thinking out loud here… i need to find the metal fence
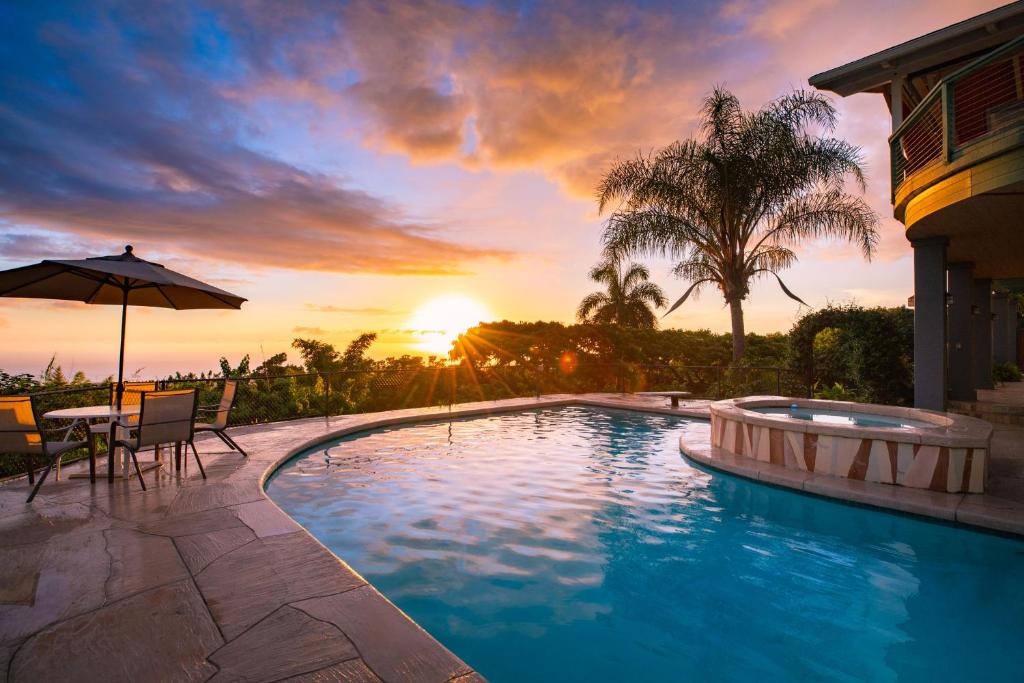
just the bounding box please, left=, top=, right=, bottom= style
left=19, top=363, right=808, bottom=425
left=2, top=363, right=808, bottom=479
left=890, top=35, right=1024, bottom=200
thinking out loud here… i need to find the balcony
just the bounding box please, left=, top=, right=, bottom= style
left=890, top=35, right=1024, bottom=227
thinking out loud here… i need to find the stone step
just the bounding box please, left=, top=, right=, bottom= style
left=949, top=400, right=1024, bottom=426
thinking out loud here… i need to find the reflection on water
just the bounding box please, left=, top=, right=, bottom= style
left=267, top=407, right=1024, bottom=683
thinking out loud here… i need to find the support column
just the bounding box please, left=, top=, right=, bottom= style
left=912, top=238, right=948, bottom=410
left=972, top=278, right=993, bottom=390
left=947, top=263, right=974, bottom=401
left=1006, top=296, right=1019, bottom=366
left=993, top=292, right=1010, bottom=364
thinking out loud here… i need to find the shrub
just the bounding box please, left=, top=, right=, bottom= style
left=788, top=304, right=913, bottom=405
left=993, top=362, right=1023, bottom=383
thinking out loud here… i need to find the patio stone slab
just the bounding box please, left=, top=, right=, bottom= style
left=138, top=506, right=248, bottom=537
left=196, top=531, right=366, bottom=640
left=208, top=605, right=359, bottom=683
left=9, top=580, right=222, bottom=683
left=104, top=527, right=190, bottom=600
left=166, top=481, right=265, bottom=517
left=174, top=525, right=257, bottom=574
left=232, top=499, right=303, bottom=537
left=279, top=658, right=383, bottom=682
left=91, top=481, right=182, bottom=523
left=294, top=587, right=471, bottom=683
left=0, top=519, right=112, bottom=643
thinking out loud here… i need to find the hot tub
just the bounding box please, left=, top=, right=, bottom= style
left=709, top=397, right=993, bottom=493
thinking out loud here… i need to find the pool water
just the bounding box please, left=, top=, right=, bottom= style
left=751, top=405, right=932, bottom=429
left=266, top=407, right=1024, bottom=682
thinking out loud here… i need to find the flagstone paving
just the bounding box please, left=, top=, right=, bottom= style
left=2, top=392, right=1022, bottom=682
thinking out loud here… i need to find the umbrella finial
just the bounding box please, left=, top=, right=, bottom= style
left=124, top=245, right=133, bottom=255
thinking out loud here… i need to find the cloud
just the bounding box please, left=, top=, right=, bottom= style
left=1, top=0, right=1005, bottom=278
left=291, top=326, right=325, bottom=335
left=0, top=2, right=511, bottom=275
left=304, top=304, right=405, bottom=315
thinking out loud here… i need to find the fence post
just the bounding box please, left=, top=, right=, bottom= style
left=324, top=372, right=331, bottom=419
left=776, top=368, right=782, bottom=396
left=716, top=366, right=723, bottom=399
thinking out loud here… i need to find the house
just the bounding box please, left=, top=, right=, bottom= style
left=810, top=2, right=1024, bottom=409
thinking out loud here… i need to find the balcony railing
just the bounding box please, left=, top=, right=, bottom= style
left=890, top=35, right=1024, bottom=201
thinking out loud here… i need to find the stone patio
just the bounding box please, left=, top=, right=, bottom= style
left=0, top=394, right=707, bottom=683
left=2, top=393, right=1021, bottom=682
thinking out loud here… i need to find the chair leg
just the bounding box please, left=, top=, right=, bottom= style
left=214, top=430, right=234, bottom=449
left=108, top=432, right=115, bottom=483
left=88, top=436, right=97, bottom=484
left=126, top=446, right=146, bottom=491
left=24, top=455, right=35, bottom=485
left=188, top=441, right=206, bottom=479
left=175, top=442, right=182, bottom=472
left=27, top=452, right=61, bottom=503
left=216, top=430, right=248, bottom=457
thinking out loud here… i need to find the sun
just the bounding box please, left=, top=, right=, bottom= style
left=408, top=294, right=492, bottom=356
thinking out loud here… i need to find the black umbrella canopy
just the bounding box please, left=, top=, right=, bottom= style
left=0, top=245, right=246, bottom=407
left=0, top=245, right=246, bottom=309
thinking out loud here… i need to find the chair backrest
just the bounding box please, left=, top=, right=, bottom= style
left=0, top=396, right=43, bottom=455
left=110, top=381, right=158, bottom=407
left=210, top=380, right=239, bottom=430
left=136, top=389, right=198, bottom=448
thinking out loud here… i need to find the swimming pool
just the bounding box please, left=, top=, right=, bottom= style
left=266, top=407, right=1024, bottom=682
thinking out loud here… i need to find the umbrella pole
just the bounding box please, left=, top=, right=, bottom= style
left=116, top=286, right=128, bottom=411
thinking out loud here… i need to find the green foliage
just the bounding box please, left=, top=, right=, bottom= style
left=291, top=338, right=340, bottom=374
left=993, top=362, right=1023, bottom=383
left=0, top=371, right=38, bottom=395
left=789, top=304, right=913, bottom=405
left=219, top=355, right=251, bottom=378
left=813, top=381, right=861, bottom=401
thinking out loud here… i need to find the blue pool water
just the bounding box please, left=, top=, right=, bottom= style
left=266, top=407, right=1024, bottom=682
left=751, top=406, right=931, bottom=429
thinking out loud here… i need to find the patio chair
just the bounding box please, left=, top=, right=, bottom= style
left=89, top=381, right=156, bottom=453
left=111, top=389, right=204, bottom=490
left=193, top=380, right=247, bottom=457
left=0, top=396, right=90, bottom=502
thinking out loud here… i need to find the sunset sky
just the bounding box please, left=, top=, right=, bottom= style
left=0, top=0, right=1008, bottom=379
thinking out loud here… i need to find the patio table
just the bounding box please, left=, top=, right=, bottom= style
left=42, top=404, right=162, bottom=480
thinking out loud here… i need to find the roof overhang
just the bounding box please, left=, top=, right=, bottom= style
left=809, top=2, right=1024, bottom=96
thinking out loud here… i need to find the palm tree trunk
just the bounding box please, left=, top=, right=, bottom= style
left=729, top=298, right=745, bottom=362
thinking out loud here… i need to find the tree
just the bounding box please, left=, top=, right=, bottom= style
left=291, top=338, right=340, bottom=375
left=577, top=257, right=667, bottom=328
left=597, top=87, right=879, bottom=362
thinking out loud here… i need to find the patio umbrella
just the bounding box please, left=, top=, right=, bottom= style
left=0, top=245, right=246, bottom=408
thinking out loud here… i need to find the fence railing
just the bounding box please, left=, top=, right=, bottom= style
left=2, top=363, right=808, bottom=479
left=20, top=363, right=808, bottom=426
left=890, top=35, right=1024, bottom=200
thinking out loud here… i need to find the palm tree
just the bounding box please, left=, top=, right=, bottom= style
left=577, top=257, right=667, bottom=328
left=597, top=87, right=879, bottom=362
